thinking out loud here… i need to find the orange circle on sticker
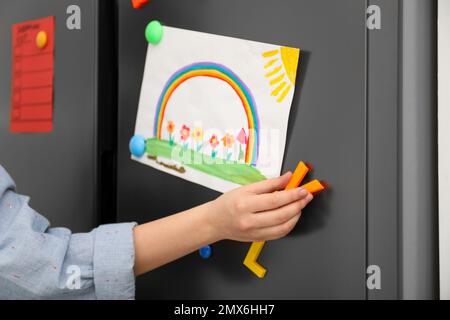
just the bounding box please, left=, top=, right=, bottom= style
left=36, top=31, right=48, bottom=49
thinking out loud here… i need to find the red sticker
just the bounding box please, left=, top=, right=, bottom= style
left=10, top=16, right=55, bottom=133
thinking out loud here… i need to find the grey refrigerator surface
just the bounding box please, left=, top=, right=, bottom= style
left=116, top=0, right=438, bottom=299
left=117, top=0, right=367, bottom=299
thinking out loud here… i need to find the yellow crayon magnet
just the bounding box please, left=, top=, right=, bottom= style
left=243, top=161, right=326, bottom=278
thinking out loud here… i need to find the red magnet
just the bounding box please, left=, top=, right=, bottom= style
left=132, top=0, right=149, bottom=9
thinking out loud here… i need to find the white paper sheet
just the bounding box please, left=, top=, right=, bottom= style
left=132, top=26, right=300, bottom=193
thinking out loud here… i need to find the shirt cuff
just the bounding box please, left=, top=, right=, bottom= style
left=93, top=222, right=137, bottom=300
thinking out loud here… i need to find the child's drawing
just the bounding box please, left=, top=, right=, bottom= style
left=132, top=26, right=300, bottom=193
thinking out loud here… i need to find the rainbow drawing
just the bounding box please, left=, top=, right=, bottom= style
left=153, top=62, right=260, bottom=165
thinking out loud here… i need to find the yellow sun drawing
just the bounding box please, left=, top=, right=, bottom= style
left=262, top=46, right=300, bottom=103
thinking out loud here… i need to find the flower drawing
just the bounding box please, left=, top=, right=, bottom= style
left=236, top=128, right=247, bottom=162
left=180, top=125, right=190, bottom=141
left=180, top=125, right=190, bottom=149
left=222, top=133, right=235, bottom=161
left=209, top=134, right=219, bottom=158
left=166, top=120, right=175, bottom=145
left=192, top=127, right=204, bottom=152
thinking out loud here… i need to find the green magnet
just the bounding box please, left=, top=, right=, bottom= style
left=145, top=20, right=163, bottom=45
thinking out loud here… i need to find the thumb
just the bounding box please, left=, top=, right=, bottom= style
left=247, top=172, right=292, bottom=194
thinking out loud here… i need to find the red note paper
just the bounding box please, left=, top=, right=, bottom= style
left=10, top=16, right=55, bottom=133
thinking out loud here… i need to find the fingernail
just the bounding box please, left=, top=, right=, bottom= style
left=306, top=193, right=314, bottom=202
left=298, top=188, right=308, bottom=196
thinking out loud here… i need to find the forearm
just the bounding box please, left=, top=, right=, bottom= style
left=133, top=200, right=221, bottom=276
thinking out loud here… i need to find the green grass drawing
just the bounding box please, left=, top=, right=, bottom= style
left=146, top=138, right=266, bottom=185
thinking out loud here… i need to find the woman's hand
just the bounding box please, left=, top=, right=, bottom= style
left=208, top=172, right=313, bottom=242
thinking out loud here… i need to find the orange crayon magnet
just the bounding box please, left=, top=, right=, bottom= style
left=285, top=161, right=310, bottom=190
